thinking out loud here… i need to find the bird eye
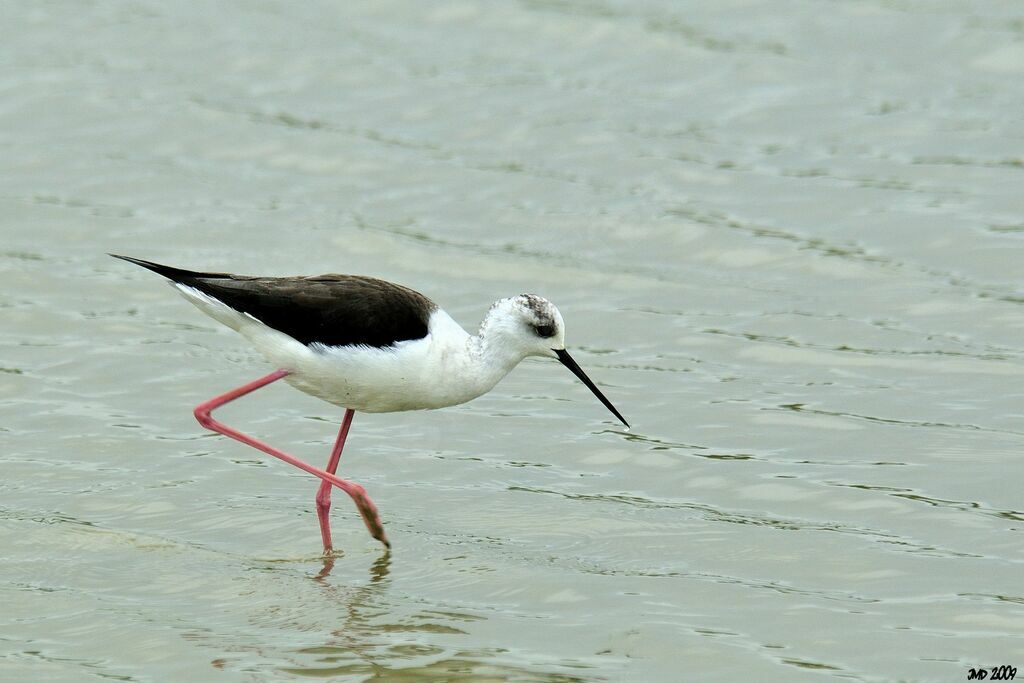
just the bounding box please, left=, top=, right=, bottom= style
left=533, top=323, right=556, bottom=338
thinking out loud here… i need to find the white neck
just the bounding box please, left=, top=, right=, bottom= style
left=416, top=309, right=528, bottom=409
left=466, top=329, right=526, bottom=390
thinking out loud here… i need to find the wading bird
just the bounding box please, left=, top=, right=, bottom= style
left=112, top=254, right=628, bottom=553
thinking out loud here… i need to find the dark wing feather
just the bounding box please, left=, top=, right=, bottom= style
left=111, top=254, right=436, bottom=348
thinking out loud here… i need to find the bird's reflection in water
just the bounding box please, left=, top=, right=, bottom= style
left=292, top=547, right=405, bottom=675
left=239, top=549, right=587, bottom=680
left=313, top=549, right=391, bottom=582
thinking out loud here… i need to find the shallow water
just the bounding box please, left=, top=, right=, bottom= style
left=3, top=1, right=1023, bottom=680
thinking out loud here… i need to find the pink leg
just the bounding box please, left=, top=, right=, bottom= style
left=193, top=370, right=389, bottom=549
left=317, top=409, right=355, bottom=555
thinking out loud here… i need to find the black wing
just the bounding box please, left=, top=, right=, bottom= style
left=111, top=254, right=436, bottom=348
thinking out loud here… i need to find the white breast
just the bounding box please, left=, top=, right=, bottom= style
left=174, top=284, right=511, bottom=412
left=243, top=308, right=499, bottom=412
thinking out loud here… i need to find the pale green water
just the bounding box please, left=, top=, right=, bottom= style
left=3, top=2, right=1023, bottom=681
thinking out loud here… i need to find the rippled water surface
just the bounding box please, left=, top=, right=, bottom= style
left=3, top=1, right=1023, bottom=680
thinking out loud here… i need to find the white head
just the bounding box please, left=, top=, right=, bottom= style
left=478, top=294, right=628, bottom=427
left=480, top=294, right=566, bottom=360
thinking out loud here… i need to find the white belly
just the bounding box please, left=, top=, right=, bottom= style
left=243, top=311, right=495, bottom=413
left=175, top=284, right=504, bottom=413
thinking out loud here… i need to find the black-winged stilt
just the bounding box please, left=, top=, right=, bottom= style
left=111, top=254, right=628, bottom=552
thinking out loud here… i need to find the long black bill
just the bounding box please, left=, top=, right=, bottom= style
left=555, top=348, right=629, bottom=428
